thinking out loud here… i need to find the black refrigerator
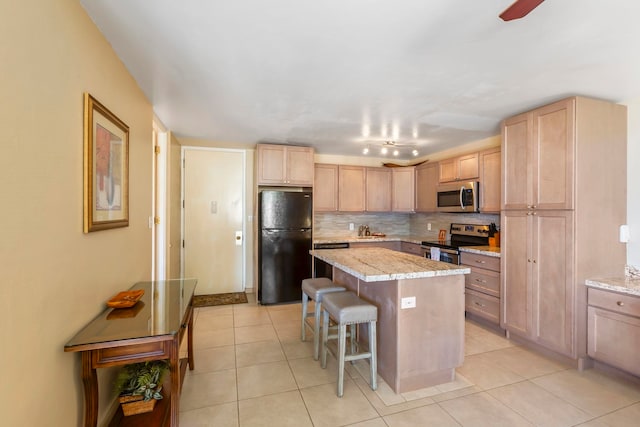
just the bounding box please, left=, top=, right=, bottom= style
left=258, top=190, right=312, bottom=305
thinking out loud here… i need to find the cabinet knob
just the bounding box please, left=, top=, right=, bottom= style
left=528, top=259, right=531, bottom=262
left=475, top=260, right=486, bottom=264
left=617, top=301, right=625, bottom=307
left=475, top=278, right=487, bottom=283
left=474, top=301, right=485, bottom=307
left=533, top=260, right=537, bottom=263
left=531, top=205, right=537, bottom=209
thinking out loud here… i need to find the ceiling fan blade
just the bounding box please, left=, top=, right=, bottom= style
left=499, top=0, right=545, bottom=21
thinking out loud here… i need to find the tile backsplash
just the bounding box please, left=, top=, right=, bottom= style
left=314, top=212, right=500, bottom=240
left=314, top=212, right=411, bottom=237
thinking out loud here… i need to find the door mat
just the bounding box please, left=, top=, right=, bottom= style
left=193, top=292, right=248, bottom=307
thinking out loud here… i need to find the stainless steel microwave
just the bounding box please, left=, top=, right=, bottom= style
left=436, top=182, right=479, bottom=213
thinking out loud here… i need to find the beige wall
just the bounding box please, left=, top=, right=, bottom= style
left=0, top=1, right=153, bottom=425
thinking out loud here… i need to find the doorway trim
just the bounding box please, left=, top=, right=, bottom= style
left=180, top=146, right=247, bottom=291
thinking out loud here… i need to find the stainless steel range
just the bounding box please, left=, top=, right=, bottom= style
left=421, top=223, right=490, bottom=265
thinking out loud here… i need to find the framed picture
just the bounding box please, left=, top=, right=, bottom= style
left=83, top=93, right=129, bottom=232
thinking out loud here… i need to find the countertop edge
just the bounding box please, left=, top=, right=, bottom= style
left=585, top=278, right=640, bottom=297
left=459, top=246, right=501, bottom=258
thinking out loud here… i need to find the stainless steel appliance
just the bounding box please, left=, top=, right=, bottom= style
left=436, top=181, right=479, bottom=213
left=313, top=242, right=350, bottom=279
left=258, top=190, right=312, bottom=304
left=421, top=223, right=490, bottom=264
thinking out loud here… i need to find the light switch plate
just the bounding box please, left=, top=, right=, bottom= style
left=401, top=296, right=416, bottom=309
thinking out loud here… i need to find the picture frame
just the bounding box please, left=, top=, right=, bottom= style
left=83, top=93, right=129, bottom=232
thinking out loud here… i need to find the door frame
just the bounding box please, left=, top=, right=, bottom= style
left=180, top=146, right=247, bottom=291
left=152, top=121, right=168, bottom=281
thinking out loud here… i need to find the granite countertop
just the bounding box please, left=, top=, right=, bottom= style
left=585, top=277, right=640, bottom=297
left=459, top=246, right=501, bottom=258
left=310, top=247, right=470, bottom=282
left=314, top=234, right=427, bottom=245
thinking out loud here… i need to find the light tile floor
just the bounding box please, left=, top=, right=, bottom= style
left=179, top=294, right=640, bottom=426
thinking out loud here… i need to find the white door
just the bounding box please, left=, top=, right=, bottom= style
left=182, top=148, right=245, bottom=295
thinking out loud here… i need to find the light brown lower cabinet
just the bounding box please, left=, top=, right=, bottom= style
left=501, top=210, right=575, bottom=358
left=461, top=252, right=501, bottom=326
left=587, top=288, right=640, bottom=376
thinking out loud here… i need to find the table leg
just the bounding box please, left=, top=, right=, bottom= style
left=81, top=352, right=98, bottom=427
left=187, top=305, right=195, bottom=370
left=170, top=339, right=180, bottom=427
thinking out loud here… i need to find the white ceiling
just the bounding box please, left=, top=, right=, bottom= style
left=80, top=0, right=640, bottom=160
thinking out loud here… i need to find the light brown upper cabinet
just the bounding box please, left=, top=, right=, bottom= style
left=392, top=167, right=415, bottom=212
left=502, top=99, right=575, bottom=210
left=314, top=164, right=338, bottom=212
left=438, top=153, right=479, bottom=183
left=338, top=165, right=366, bottom=212
left=256, top=143, right=315, bottom=186
left=501, top=96, right=627, bottom=363
left=415, top=162, right=438, bottom=212
left=365, top=167, right=392, bottom=212
left=479, top=148, right=501, bottom=213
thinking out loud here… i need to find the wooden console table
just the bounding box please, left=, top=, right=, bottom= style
left=65, top=279, right=197, bottom=427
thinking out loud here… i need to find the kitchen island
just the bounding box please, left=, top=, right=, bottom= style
left=310, top=247, right=470, bottom=393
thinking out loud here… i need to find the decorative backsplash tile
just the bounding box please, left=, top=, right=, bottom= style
left=314, top=212, right=500, bottom=240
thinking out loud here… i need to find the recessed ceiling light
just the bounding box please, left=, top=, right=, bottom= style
left=393, top=150, right=399, bottom=156
left=363, top=147, right=369, bottom=155
left=381, top=147, right=388, bottom=155
left=412, top=149, right=419, bottom=156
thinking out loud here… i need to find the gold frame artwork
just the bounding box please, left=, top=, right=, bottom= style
left=83, top=93, right=129, bottom=232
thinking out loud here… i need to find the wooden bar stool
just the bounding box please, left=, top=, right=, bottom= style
left=301, top=278, right=346, bottom=360
left=321, top=291, right=378, bottom=397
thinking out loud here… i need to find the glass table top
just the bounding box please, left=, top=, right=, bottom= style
left=65, top=279, right=197, bottom=350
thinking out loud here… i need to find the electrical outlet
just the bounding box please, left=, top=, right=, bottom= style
left=401, top=296, right=416, bottom=309
left=349, top=223, right=354, bottom=231
left=427, top=223, right=432, bottom=231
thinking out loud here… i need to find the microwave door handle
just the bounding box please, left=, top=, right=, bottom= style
left=460, top=186, right=465, bottom=210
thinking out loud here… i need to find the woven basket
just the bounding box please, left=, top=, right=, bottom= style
left=119, top=395, right=157, bottom=416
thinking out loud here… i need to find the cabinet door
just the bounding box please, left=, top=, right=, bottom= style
left=501, top=210, right=532, bottom=336
left=532, top=210, right=575, bottom=357
left=532, top=98, right=575, bottom=210
left=257, top=144, right=286, bottom=185
left=457, top=153, right=479, bottom=180
left=287, top=146, right=314, bottom=186
left=438, top=158, right=457, bottom=183
left=365, top=167, right=391, bottom=212
left=392, top=167, right=415, bottom=212
left=400, top=242, right=423, bottom=256
left=502, top=112, right=532, bottom=210
left=338, top=166, right=365, bottom=212
left=588, top=306, right=640, bottom=377
left=415, top=163, right=437, bottom=212
left=479, top=148, right=501, bottom=213
left=314, top=164, right=338, bottom=211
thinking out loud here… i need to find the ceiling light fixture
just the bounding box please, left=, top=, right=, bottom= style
left=393, top=150, right=399, bottom=156
left=363, top=146, right=369, bottom=155
left=412, top=149, right=419, bottom=156
left=381, top=146, right=388, bottom=155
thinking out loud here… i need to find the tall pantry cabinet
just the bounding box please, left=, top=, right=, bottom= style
left=501, top=97, right=627, bottom=365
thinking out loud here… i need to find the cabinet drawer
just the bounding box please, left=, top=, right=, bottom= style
left=465, top=268, right=500, bottom=297
left=588, top=288, right=640, bottom=318
left=401, top=242, right=423, bottom=256
left=588, top=306, right=640, bottom=377
left=460, top=252, right=500, bottom=272
left=465, top=289, right=500, bottom=324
